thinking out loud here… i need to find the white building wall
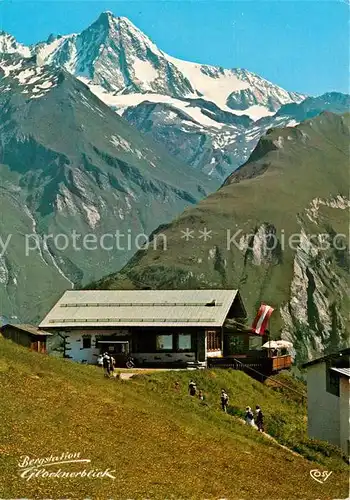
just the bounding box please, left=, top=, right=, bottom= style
left=339, top=377, right=350, bottom=456
left=307, top=362, right=340, bottom=447
left=50, top=329, right=197, bottom=365
left=207, top=350, right=222, bottom=358
left=50, top=329, right=224, bottom=365
left=65, top=331, right=100, bottom=363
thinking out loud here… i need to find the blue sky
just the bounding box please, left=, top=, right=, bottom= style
left=0, top=1, right=348, bottom=95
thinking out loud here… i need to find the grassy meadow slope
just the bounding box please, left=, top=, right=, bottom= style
left=0, top=337, right=348, bottom=499
left=91, top=112, right=350, bottom=362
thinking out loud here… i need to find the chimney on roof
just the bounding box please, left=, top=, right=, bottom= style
left=205, top=299, right=216, bottom=307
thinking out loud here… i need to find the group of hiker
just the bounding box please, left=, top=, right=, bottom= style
left=186, top=379, right=264, bottom=432
left=97, top=352, right=116, bottom=376
left=187, top=380, right=206, bottom=401
left=244, top=405, right=264, bottom=432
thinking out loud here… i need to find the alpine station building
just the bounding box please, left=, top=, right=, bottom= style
left=40, top=289, right=290, bottom=372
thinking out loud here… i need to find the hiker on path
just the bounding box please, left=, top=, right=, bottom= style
left=188, top=380, right=197, bottom=396
left=103, top=353, right=111, bottom=377
left=245, top=406, right=255, bottom=426
left=220, top=389, right=229, bottom=412
left=255, top=405, right=264, bottom=432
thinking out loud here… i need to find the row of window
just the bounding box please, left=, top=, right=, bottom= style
left=80, top=331, right=222, bottom=352
left=79, top=333, right=193, bottom=351
left=156, top=334, right=191, bottom=351
left=154, top=331, right=222, bottom=352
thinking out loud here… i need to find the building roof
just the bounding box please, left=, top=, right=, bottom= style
left=302, top=348, right=350, bottom=368
left=0, top=324, right=52, bottom=336
left=39, top=289, right=243, bottom=328
left=331, top=367, right=350, bottom=378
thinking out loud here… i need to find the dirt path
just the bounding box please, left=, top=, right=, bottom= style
left=118, top=372, right=135, bottom=380
left=113, top=368, right=184, bottom=380
left=236, top=417, right=302, bottom=457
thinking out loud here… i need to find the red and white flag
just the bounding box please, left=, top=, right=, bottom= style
left=251, top=304, right=274, bottom=335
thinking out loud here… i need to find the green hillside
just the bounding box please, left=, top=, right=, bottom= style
left=0, top=337, right=348, bottom=499
left=91, top=112, right=350, bottom=362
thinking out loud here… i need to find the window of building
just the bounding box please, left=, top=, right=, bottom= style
left=249, top=336, right=262, bottom=350
left=156, top=334, right=173, bottom=351
left=178, top=333, right=191, bottom=351
left=207, top=330, right=221, bottom=351
left=226, top=335, right=246, bottom=354
left=82, top=336, right=91, bottom=349
left=326, top=363, right=340, bottom=397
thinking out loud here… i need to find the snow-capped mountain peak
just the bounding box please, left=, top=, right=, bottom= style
left=0, top=32, right=31, bottom=58
left=28, top=11, right=304, bottom=118
left=0, top=11, right=309, bottom=182
left=33, top=10, right=185, bottom=96
left=0, top=12, right=305, bottom=120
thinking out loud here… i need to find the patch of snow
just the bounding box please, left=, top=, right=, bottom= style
left=167, top=57, right=248, bottom=109
left=0, top=60, right=23, bottom=77
left=0, top=33, right=31, bottom=57
left=30, top=93, right=47, bottom=99
left=15, top=68, right=36, bottom=84
left=26, top=75, right=44, bottom=85
left=58, top=186, right=78, bottom=215
left=85, top=86, right=225, bottom=129
left=287, top=119, right=299, bottom=127
left=38, top=80, right=54, bottom=89
left=110, top=135, right=133, bottom=152
left=228, top=105, right=275, bottom=121
left=132, top=59, right=158, bottom=88
left=305, top=196, right=350, bottom=224
left=273, top=136, right=284, bottom=148
left=82, top=203, right=100, bottom=229
left=125, top=196, right=132, bottom=211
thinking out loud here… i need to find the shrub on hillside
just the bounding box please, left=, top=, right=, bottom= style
left=266, top=411, right=346, bottom=464
left=227, top=406, right=245, bottom=419
left=302, top=438, right=348, bottom=461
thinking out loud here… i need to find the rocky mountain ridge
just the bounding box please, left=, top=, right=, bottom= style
left=0, top=52, right=215, bottom=321
left=0, top=11, right=310, bottom=181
